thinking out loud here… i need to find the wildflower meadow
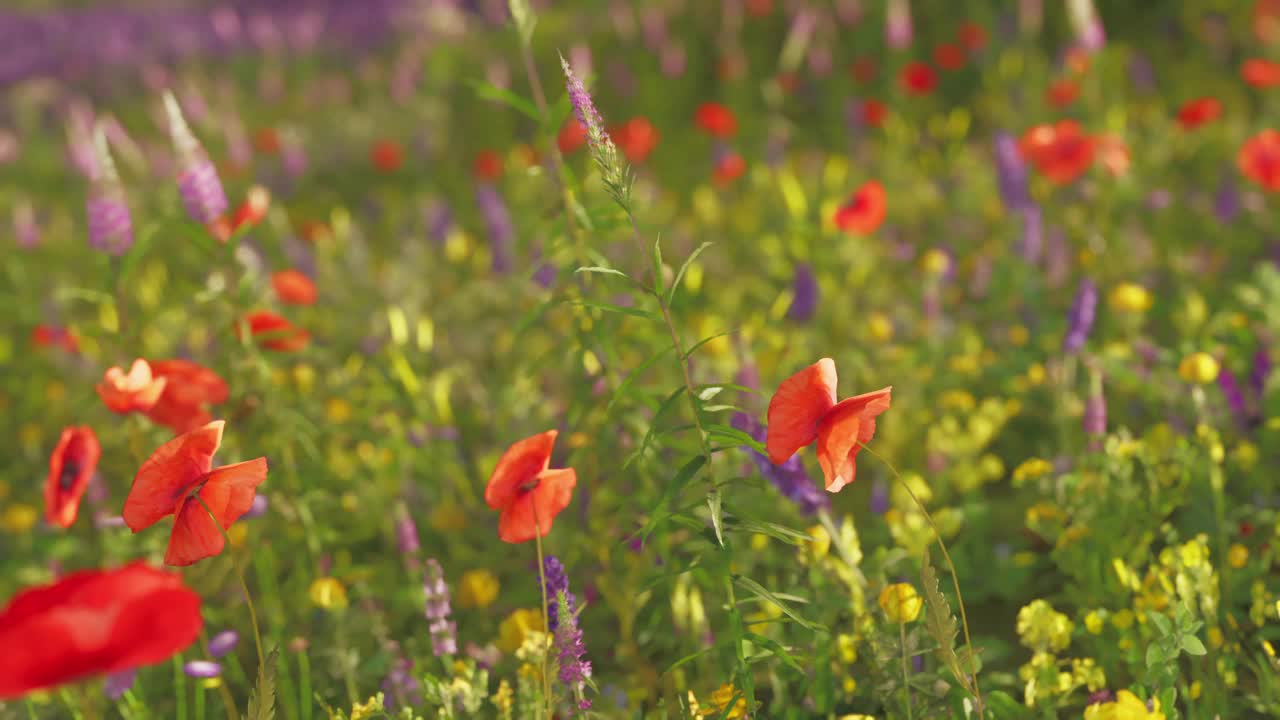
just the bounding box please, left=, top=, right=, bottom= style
left=4, top=0, right=1280, bottom=718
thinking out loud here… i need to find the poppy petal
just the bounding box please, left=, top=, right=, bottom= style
left=816, top=406, right=862, bottom=493
left=485, top=430, right=557, bottom=510
left=165, top=497, right=226, bottom=566
left=124, top=421, right=224, bottom=533
left=495, top=467, right=577, bottom=543
left=202, top=458, right=268, bottom=529
left=765, top=358, right=838, bottom=464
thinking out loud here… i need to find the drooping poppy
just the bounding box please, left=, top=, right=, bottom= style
left=899, top=61, right=937, bottom=95
left=1239, top=129, right=1280, bottom=191
left=1019, top=120, right=1096, bottom=185
left=239, top=310, right=310, bottom=352
left=957, top=21, right=988, bottom=52
left=1177, top=97, right=1223, bottom=130
left=861, top=99, right=889, bottom=128
left=765, top=358, right=892, bottom=493
left=1243, top=58, right=1280, bottom=88
left=370, top=139, right=404, bottom=173
left=0, top=562, right=202, bottom=699
left=557, top=119, right=588, bottom=155
left=97, top=359, right=167, bottom=414
left=271, top=269, right=318, bottom=306
left=834, top=180, right=887, bottom=235
left=473, top=150, right=503, bottom=181
left=933, top=43, right=965, bottom=71
left=611, top=117, right=659, bottom=163
left=123, top=421, right=268, bottom=566
left=1047, top=78, right=1080, bottom=108
left=146, top=360, right=229, bottom=435
left=484, top=430, right=577, bottom=543
left=31, top=325, right=78, bottom=353
left=45, top=426, right=101, bottom=529
left=695, top=102, right=738, bottom=138
left=713, top=152, right=747, bottom=186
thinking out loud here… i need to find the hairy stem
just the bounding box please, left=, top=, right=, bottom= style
left=193, top=496, right=266, bottom=675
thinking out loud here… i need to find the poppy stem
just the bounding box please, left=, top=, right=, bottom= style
left=858, top=442, right=985, bottom=719
left=900, top=618, right=914, bottom=720
left=193, top=496, right=267, bottom=676
left=533, top=507, right=552, bottom=720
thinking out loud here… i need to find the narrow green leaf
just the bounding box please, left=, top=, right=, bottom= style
left=685, top=332, right=735, bottom=358
left=744, top=633, right=805, bottom=673
left=652, top=235, right=664, bottom=295
left=667, top=242, right=713, bottom=304
left=729, top=519, right=813, bottom=545
left=663, top=646, right=716, bottom=675
left=571, top=301, right=658, bottom=322
left=575, top=265, right=632, bottom=279
left=468, top=80, right=541, bottom=121
left=734, top=575, right=824, bottom=631
left=708, top=491, right=724, bottom=547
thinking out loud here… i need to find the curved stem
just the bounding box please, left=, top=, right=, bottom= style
left=859, top=443, right=985, bottom=718
left=533, top=505, right=552, bottom=720
left=193, top=495, right=266, bottom=674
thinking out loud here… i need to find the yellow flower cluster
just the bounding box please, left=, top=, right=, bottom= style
left=1083, top=690, right=1164, bottom=720
left=878, top=583, right=923, bottom=623
left=1017, top=599, right=1074, bottom=652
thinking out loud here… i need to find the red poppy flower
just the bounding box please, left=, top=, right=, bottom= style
left=899, top=61, right=938, bottom=95
left=558, top=119, right=587, bottom=154
left=834, top=180, right=887, bottom=235
left=124, top=421, right=268, bottom=566
left=1047, top=78, right=1079, bottom=108
left=473, top=150, right=503, bottom=181
left=1239, top=129, right=1280, bottom=191
left=370, top=139, right=404, bottom=173
left=223, top=185, right=271, bottom=241
left=957, top=22, right=988, bottom=51
left=1177, top=97, right=1222, bottom=130
left=31, top=325, right=78, bottom=353
left=611, top=117, right=659, bottom=163
left=933, top=43, right=966, bottom=71
left=1243, top=58, right=1280, bottom=88
left=861, top=99, right=889, bottom=128
left=713, top=152, right=747, bottom=187
left=239, top=311, right=310, bottom=352
left=1019, top=120, right=1096, bottom=185
left=695, top=102, right=738, bottom=138
left=146, top=360, right=229, bottom=435
left=271, top=270, right=318, bottom=306
left=45, top=426, right=100, bottom=529
left=765, top=358, right=892, bottom=493
left=1065, top=47, right=1091, bottom=76
left=97, top=359, right=167, bottom=414
left=485, top=430, right=577, bottom=543
left=0, top=562, right=202, bottom=699
left=850, top=57, right=877, bottom=83
left=253, top=127, right=281, bottom=155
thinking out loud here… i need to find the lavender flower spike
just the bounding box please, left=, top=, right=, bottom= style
left=732, top=413, right=828, bottom=515
left=165, top=91, right=227, bottom=225
left=543, top=555, right=574, bottom=631
left=86, top=125, right=133, bottom=255
left=993, top=131, right=1030, bottom=211
left=560, top=55, right=630, bottom=209
left=553, top=590, right=593, bottom=712
left=475, top=183, right=514, bottom=274
left=1083, top=372, right=1107, bottom=438
left=1063, top=278, right=1097, bottom=353
left=1067, top=0, right=1105, bottom=51
left=787, top=262, right=818, bottom=323
left=886, top=0, right=913, bottom=49
left=424, top=559, right=457, bottom=656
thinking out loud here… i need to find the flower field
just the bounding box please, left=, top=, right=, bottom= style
left=4, top=0, right=1280, bottom=718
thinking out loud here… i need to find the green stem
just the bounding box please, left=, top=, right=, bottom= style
left=900, top=619, right=914, bottom=720
left=192, top=496, right=266, bottom=674
left=197, top=630, right=239, bottom=720
left=534, top=505, right=552, bottom=720
left=173, top=657, right=188, bottom=720
left=194, top=682, right=206, bottom=720
left=299, top=649, right=314, bottom=720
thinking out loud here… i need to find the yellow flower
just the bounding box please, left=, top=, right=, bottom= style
left=878, top=583, right=923, bottom=623
left=457, top=569, right=500, bottom=609
left=841, top=676, right=858, bottom=694
left=837, top=633, right=858, bottom=664
left=0, top=504, right=39, bottom=534
left=1207, top=626, right=1224, bottom=649
left=326, top=398, right=352, bottom=423
left=1083, top=689, right=1164, bottom=720
left=1228, top=544, right=1249, bottom=569
left=1111, top=609, right=1135, bottom=630
left=1109, top=283, right=1153, bottom=313
left=1009, top=324, right=1030, bottom=346
left=491, top=680, right=514, bottom=719
left=1178, top=353, right=1220, bottom=385
left=349, top=693, right=385, bottom=720
left=703, top=684, right=747, bottom=719
left=497, top=608, right=544, bottom=653
left=1084, top=610, right=1106, bottom=635
left=1233, top=441, right=1259, bottom=471
left=1016, top=599, right=1073, bottom=652
left=867, top=313, right=894, bottom=342
left=309, top=577, right=348, bottom=610
left=804, top=524, right=831, bottom=560
left=921, top=248, right=951, bottom=276
left=1012, top=458, right=1054, bottom=486
left=1188, top=681, right=1202, bottom=700
left=228, top=523, right=249, bottom=548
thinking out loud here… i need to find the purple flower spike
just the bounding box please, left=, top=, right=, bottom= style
left=543, top=556, right=574, bottom=631
left=208, top=630, right=239, bottom=658
left=732, top=413, right=829, bottom=515
left=424, top=559, right=457, bottom=656
left=1063, top=279, right=1097, bottom=353
left=475, top=184, right=513, bottom=274
left=553, top=590, right=592, bottom=710
left=994, top=131, right=1031, bottom=211
left=165, top=92, right=227, bottom=224
left=787, top=263, right=818, bottom=323
left=183, top=660, right=221, bottom=679
left=886, top=0, right=913, bottom=49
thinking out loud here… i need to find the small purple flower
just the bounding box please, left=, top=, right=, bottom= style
left=1215, top=173, right=1240, bottom=224
left=166, top=92, right=227, bottom=224
left=13, top=201, right=40, bottom=249
left=1067, top=0, right=1105, bottom=51
left=396, top=505, right=421, bottom=556
left=1219, top=368, right=1248, bottom=426
left=381, top=657, right=424, bottom=711
left=208, top=630, right=239, bottom=658
left=87, top=190, right=132, bottom=254
left=244, top=495, right=269, bottom=519
left=424, top=559, right=457, bottom=656
left=94, top=514, right=127, bottom=529
left=104, top=668, right=137, bottom=700
left=886, top=0, right=913, bottom=49
left=787, top=263, right=818, bottom=323
left=1084, top=383, right=1107, bottom=438
left=1020, top=206, right=1043, bottom=264
left=475, top=184, right=513, bottom=274
left=1063, top=279, right=1097, bottom=353
left=1251, top=349, right=1271, bottom=399
left=1129, top=54, right=1156, bottom=93
left=543, top=556, right=573, bottom=631
left=994, top=131, right=1031, bottom=211
left=553, top=590, right=592, bottom=710
left=870, top=479, right=889, bottom=514
left=183, top=660, right=221, bottom=679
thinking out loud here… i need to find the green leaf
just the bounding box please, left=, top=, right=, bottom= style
left=667, top=242, right=713, bottom=304
left=245, top=646, right=279, bottom=720
left=574, top=265, right=632, bottom=280
left=1180, top=634, right=1208, bottom=656
left=728, top=519, right=813, bottom=545
left=1145, top=643, right=1167, bottom=669
left=705, top=424, right=765, bottom=453
left=663, top=646, right=716, bottom=675
left=571, top=301, right=658, bottom=322
left=921, top=548, right=965, bottom=690
left=733, top=575, right=824, bottom=631
left=707, top=490, right=724, bottom=547
left=1148, top=611, right=1173, bottom=636
left=652, top=235, right=664, bottom=295
left=685, top=332, right=736, bottom=358
left=744, top=633, right=804, bottom=674
left=984, top=690, right=1032, bottom=720
left=117, top=223, right=159, bottom=287
left=468, top=80, right=541, bottom=122
left=606, top=346, right=674, bottom=412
